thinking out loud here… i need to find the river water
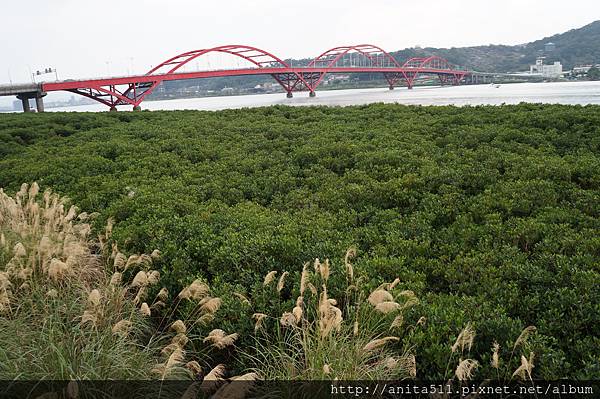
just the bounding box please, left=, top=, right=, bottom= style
left=46, top=81, right=600, bottom=112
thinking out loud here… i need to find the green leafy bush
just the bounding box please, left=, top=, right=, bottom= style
left=0, top=103, right=598, bottom=378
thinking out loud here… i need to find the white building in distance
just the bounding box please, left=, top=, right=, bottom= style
left=530, top=57, right=563, bottom=78
left=572, top=64, right=600, bottom=75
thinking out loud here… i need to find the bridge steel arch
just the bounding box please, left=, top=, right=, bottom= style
left=302, top=44, right=407, bottom=93
left=66, top=45, right=314, bottom=109
left=402, top=56, right=467, bottom=89
left=146, top=44, right=290, bottom=74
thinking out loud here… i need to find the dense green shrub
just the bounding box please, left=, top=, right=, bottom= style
left=0, top=103, right=598, bottom=378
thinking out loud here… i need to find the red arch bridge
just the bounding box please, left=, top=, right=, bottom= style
left=10, top=44, right=474, bottom=111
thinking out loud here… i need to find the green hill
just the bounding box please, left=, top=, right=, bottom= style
left=390, top=20, right=600, bottom=72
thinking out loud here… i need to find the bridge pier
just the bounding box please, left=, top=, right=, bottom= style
left=109, top=106, right=118, bottom=112
left=16, top=92, right=46, bottom=113
left=133, top=105, right=142, bottom=111
left=20, top=97, right=31, bottom=112
left=388, top=85, right=394, bottom=90
left=308, top=91, right=316, bottom=97
left=35, top=96, right=45, bottom=113
left=286, top=92, right=293, bottom=98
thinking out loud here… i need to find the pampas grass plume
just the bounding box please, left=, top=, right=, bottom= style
left=13, top=242, right=27, bottom=257
left=388, top=278, right=401, bottom=290
left=300, top=262, right=309, bottom=295
left=131, top=271, right=148, bottom=287
left=319, top=259, right=330, bottom=281
left=147, top=270, right=160, bottom=285
left=513, top=326, right=536, bottom=350
left=512, top=352, right=535, bottom=380
left=178, top=279, right=210, bottom=301
left=390, top=314, right=404, bottom=329
left=81, top=310, right=97, bottom=326
left=491, top=341, right=500, bottom=369
left=66, top=381, right=78, bottom=399
left=150, top=249, right=161, bottom=260
left=165, top=347, right=185, bottom=370
left=277, top=271, right=288, bottom=292
left=375, top=301, right=401, bottom=314
left=133, top=286, right=147, bottom=305
left=213, top=373, right=258, bottom=399
left=48, top=259, right=70, bottom=281
left=368, top=289, right=393, bottom=306
left=17, top=268, right=33, bottom=281
left=201, top=364, right=226, bottom=393
left=234, top=292, right=250, bottom=305
left=200, top=297, right=222, bottom=314
left=455, top=359, right=479, bottom=381
left=263, top=271, right=277, bottom=286
left=0, top=272, right=11, bottom=289
left=109, top=272, right=122, bottom=286
left=197, top=313, right=215, bottom=326
left=292, top=306, right=303, bottom=322
left=112, top=319, right=132, bottom=336
left=113, top=253, right=127, bottom=269
left=280, top=312, right=297, bottom=327
left=172, top=333, right=189, bottom=348
left=203, top=329, right=239, bottom=349
left=186, top=360, right=202, bottom=375
left=156, top=287, right=168, bottom=301
left=344, top=247, right=356, bottom=282
left=170, top=320, right=187, bottom=334
left=140, top=302, right=151, bottom=316
left=363, top=337, right=399, bottom=352
left=253, top=313, right=267, bottom=332
left=161, top=343, right=180, bottom=357
left=87, top=289, right=101, bottom=308
left=452, top=323, right=476, bottom=353
left=124, top=255, right=139, bottom=270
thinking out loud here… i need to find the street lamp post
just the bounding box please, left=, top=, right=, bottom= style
left=32, top=67, right=57, bottom=83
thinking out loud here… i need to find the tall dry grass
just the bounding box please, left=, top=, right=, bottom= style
left=0, top=184, right=155, bottom=379
left=436, top=321, right=538, bottom=396
left=243, top=253, right=422, bottom=380
left=0, top=183, right=254, bottom=394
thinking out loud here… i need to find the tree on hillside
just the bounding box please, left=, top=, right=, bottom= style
left=587, top=66, right=600, bottom=80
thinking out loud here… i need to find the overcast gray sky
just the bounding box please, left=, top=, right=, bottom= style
left=1, top=0, right=599, bottom=85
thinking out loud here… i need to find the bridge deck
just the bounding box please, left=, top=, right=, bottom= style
left=0, top=83, right=43, bottom=96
